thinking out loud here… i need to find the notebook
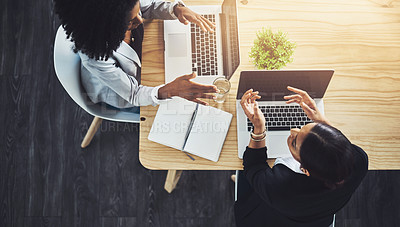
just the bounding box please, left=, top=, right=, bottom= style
left=148, top=97, right=233, bottom=162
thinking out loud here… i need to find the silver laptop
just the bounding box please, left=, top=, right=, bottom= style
left=164, top=0, right=240, bottom=84
left=236, top=70, right=334, bottom=159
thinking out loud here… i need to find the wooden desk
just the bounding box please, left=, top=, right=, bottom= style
left=140, top=0, right=400, bottom=183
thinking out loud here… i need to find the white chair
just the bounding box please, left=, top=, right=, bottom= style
left=53, top=25, right=140, bottom=148
left=234, top=170, right=335, bottom=227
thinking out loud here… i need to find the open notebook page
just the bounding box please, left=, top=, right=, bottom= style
left=183, top=104, right=233, bottom=162
left=148, top=97, right=197, bottom=150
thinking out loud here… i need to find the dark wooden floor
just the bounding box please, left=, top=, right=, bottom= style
left=1, top=0, right=400, bottom=226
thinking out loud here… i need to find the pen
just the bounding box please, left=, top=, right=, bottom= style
left=181, top=103, right=199, bottom=161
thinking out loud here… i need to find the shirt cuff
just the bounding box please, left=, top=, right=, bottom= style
left=169, top=0, right=186, bottom=19
left=151, top=84, right=172, bottom=106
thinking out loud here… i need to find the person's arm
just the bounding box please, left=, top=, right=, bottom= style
left=140, top=0, right=177, bottom=20
left=242, top=146, right=284, bottom=206
left=82, top=53, right=218, bottom=106
left=82, top=55, right=160, bottom=106
left=158, top=72, right=217, bottom=105
left=239, top=89, right=292, bottom=206
left=140, top=0, right=215, bottom=32
left=240, top=89, right=266, bottom=149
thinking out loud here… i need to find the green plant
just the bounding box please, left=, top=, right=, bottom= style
left=249, top=27, right=296, bottom=70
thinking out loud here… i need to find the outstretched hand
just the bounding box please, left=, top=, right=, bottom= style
left=284, top=86, right=331, bottom=125
left=173, top=5, right=216, bottom=33
left=240, top=89, right=265, bottom=133
left=158, top=72, right=218, bottom=105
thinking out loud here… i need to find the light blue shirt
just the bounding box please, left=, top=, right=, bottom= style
left=79, top=0, right=181, bottom=108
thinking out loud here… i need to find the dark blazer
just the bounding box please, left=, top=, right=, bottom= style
left=234, top=145, right=368, bottom=227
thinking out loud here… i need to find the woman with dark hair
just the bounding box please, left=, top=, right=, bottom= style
left=234, top=86, right=368, bottom=227
left=54, top=0, right=217, bottom=108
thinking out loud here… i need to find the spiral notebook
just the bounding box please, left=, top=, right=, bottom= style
left=148, top=97, right=233, bottom=162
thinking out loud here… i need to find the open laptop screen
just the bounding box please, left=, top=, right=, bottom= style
left=221, top=0, right=240, bottom=80
left=236, top=70, right=334, bottom=101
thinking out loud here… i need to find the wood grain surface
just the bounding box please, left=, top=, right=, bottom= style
left=139, top=0, right=400, bottom=170
left=1, top=0, right=400, bottom=226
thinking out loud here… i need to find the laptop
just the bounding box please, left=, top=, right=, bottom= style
left=236, top=70, right=334, bottom=159
left=164, top=0, right=240, bottom=85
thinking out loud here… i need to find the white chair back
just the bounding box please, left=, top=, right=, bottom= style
left=53, top=26, right=140, bottom=123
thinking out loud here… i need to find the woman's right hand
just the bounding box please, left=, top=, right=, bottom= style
left=158, top=72, right=218, bottom=105
left=284, top=86, right=331, bottom=125
left=240, top=89, right=265, bottom=133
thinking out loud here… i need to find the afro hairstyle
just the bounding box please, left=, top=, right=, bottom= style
left=54, top=0, right=139, bottom=60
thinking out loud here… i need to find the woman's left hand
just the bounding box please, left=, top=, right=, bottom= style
left=173, top=5, right=216, bottom=33
left=240, top=89, right=265, bottom=133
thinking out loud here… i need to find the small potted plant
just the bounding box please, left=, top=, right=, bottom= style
left=249, top=27, right=296, bottom=70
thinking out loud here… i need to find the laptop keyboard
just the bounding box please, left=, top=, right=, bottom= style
left=247, top=105, right=313, bottom=132
left=191, top=14, right=218, bottom=76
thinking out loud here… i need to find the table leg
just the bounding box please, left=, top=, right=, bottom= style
left=164, top=170, right=183, bottom=193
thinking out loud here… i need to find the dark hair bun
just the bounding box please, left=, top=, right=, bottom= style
left=300, top=123, right=354, bottom=189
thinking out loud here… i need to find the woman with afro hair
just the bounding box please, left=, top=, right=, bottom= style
left=54, top=0, right=217, bottom=108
